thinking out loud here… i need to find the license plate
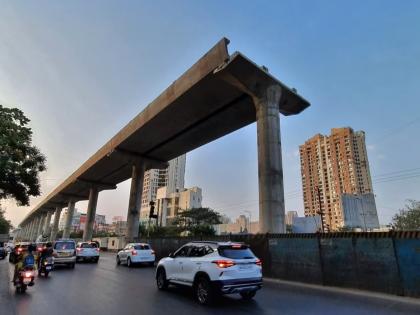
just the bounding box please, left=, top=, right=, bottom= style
left=239, top=265, right=252, bottom=270
left=46, top=266, right=52, bottom=270
left=23, top=278, right=31, bottom=284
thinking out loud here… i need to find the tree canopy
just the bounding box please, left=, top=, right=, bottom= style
left=0, top=205, right=13, bottom=234
left=172, top=207, right=222, bottom=236
left=0, top=105, right=46, bottom=206
left=390, top=200, right=420, bottom=231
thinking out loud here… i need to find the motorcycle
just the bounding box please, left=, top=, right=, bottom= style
left=39, top=256, right=54, bottom=277
left=14, top=266, right=35, bottom=293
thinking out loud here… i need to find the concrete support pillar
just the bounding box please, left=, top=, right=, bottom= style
left=36, top=214, right=46, bottom=241
left=63, top=200, right=76, bottom=239
left=30, top=218, right=38, bottom=241
left=50, top=207, right=62, bottom=241
left=254, top=85, right=285, bottom=233
left=126, top=164, right=145, bottom=242
left=24, top=225, right=29, bottom=239
left=28, top=220, right=35, bottom=241
left=43, top=211, right=53, bottom=236
left=82, top=187, right=99, bottom=242
left=31, top=220, right=41, bottom=241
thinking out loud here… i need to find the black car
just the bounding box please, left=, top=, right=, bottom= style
left=0, top=242, right=6, bottom=259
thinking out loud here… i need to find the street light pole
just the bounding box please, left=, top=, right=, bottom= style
left=315, top=186, right=326, bottom=233
left=244, top=211, right=252, bottom=234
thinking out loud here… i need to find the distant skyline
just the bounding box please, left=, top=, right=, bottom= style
left=1, top=1, right=419, bottom=227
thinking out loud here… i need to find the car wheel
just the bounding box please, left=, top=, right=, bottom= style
left=70, top=263, right=75, bottom=269
left=127, top=257, right=133, bottom=268
left=156, top=268, right=169, bottom=290
left=194, top=276, right=215, bottom=305
left=95, top=257, right=99, bottom=263
left=116, top=256, right=121, bottom=265
left=240, top=290, right=256, bottom=300
left=148, top=262, right=154, bottom=267
left=45, top=272, right=49, bottom=278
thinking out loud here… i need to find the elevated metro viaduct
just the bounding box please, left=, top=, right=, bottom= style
left=17, top=38, right=310, bottom=242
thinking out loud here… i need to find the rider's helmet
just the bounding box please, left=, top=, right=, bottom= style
left=28, top=243, right=36, bottom=253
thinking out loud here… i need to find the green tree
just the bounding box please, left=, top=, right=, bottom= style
left=0, top=205, right=13, bottom=234
left=0, top=105, right=46, bottom=206
left=173, top=207, right=222, bottom=236
left=390, top=200, right=420, bottom=231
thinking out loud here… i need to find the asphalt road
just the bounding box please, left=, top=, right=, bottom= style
left=1, top=252, right=419, bottom=315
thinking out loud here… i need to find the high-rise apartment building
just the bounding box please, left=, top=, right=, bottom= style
left=140, top=154, right=186, bottom=220
left=155, top=186, right=202, bottom=226
left=299, top=128, right=375, bottom=231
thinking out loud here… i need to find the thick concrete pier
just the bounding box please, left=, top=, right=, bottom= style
left=82, top=188, right=99, bottom=241
left=254, top=86, right=285, bottom=233
left=43, top=211, right=53, bottom=236
left=36, top=214, right=45, bottom=240
left=126, top=164, right=145, bottom=242
left=50, top=207, right=62, bottom=241
left=63, top=200, right=76, bottom=239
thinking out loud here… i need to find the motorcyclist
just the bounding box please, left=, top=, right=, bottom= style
left=13, top=243, right=36, bottom=285
left=38, top=242, right=53, bottom=269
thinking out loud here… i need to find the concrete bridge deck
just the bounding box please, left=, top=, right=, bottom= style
left=19, top=38, right=310, bottom=237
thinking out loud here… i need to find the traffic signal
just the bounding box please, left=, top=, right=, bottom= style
left=149, top=201, right=157, bottom=219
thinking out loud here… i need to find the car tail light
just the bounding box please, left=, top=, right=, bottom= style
left=37, top=247, right=43, bottom=252
left=131, top=250, right=137, bottom=256
left=255, top=259, right=262, bottom=266
left=25, top=272, right=32, bottom=278
left=212, top=260, right=235, bottom=268
left=96, top=248, right=100, bottom=252
left=77, top=248, right=82, bottom=252
left=151, top=250, right=155, bottom=255
left=17, top=248, right=23, bottom=253
left=232, top=244, right=242, bottom=249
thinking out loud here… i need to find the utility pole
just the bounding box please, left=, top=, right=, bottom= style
left=315, top=186, right=326, bottom=233
left=244, top=210, right=252, bottom=234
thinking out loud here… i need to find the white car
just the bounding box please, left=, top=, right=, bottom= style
left=156, top=241, right=263, bottom=305
left=116, top=243, right=155, bottom=267
left=76, top=242, right=100, bottom=263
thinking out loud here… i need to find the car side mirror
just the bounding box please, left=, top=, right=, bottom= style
left=169, top=252, right=174, bottom=258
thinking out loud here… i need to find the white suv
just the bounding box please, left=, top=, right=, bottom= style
left=156, top=241, right=263, bottom=305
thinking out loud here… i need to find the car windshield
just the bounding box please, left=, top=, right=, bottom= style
left=134, top=245, right=150, bottom=250
left=218, top=246, right=256, bottom=259
left=80, top=243, right=97, bottom=248
left=55, top=242, right=75, bottom=250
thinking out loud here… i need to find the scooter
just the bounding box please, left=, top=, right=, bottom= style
left=39, top=256, right=54, bottom=277
left=14, top=266, right=35, bottom=293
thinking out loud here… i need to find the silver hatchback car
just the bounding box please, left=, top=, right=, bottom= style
left=53, top=239, right=77, bottom=269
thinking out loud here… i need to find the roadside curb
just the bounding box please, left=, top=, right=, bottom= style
left=263, top=277, right=420, bottom=306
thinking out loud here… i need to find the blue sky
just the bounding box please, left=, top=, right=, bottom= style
left=1, top=1, right=419, bottom=226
